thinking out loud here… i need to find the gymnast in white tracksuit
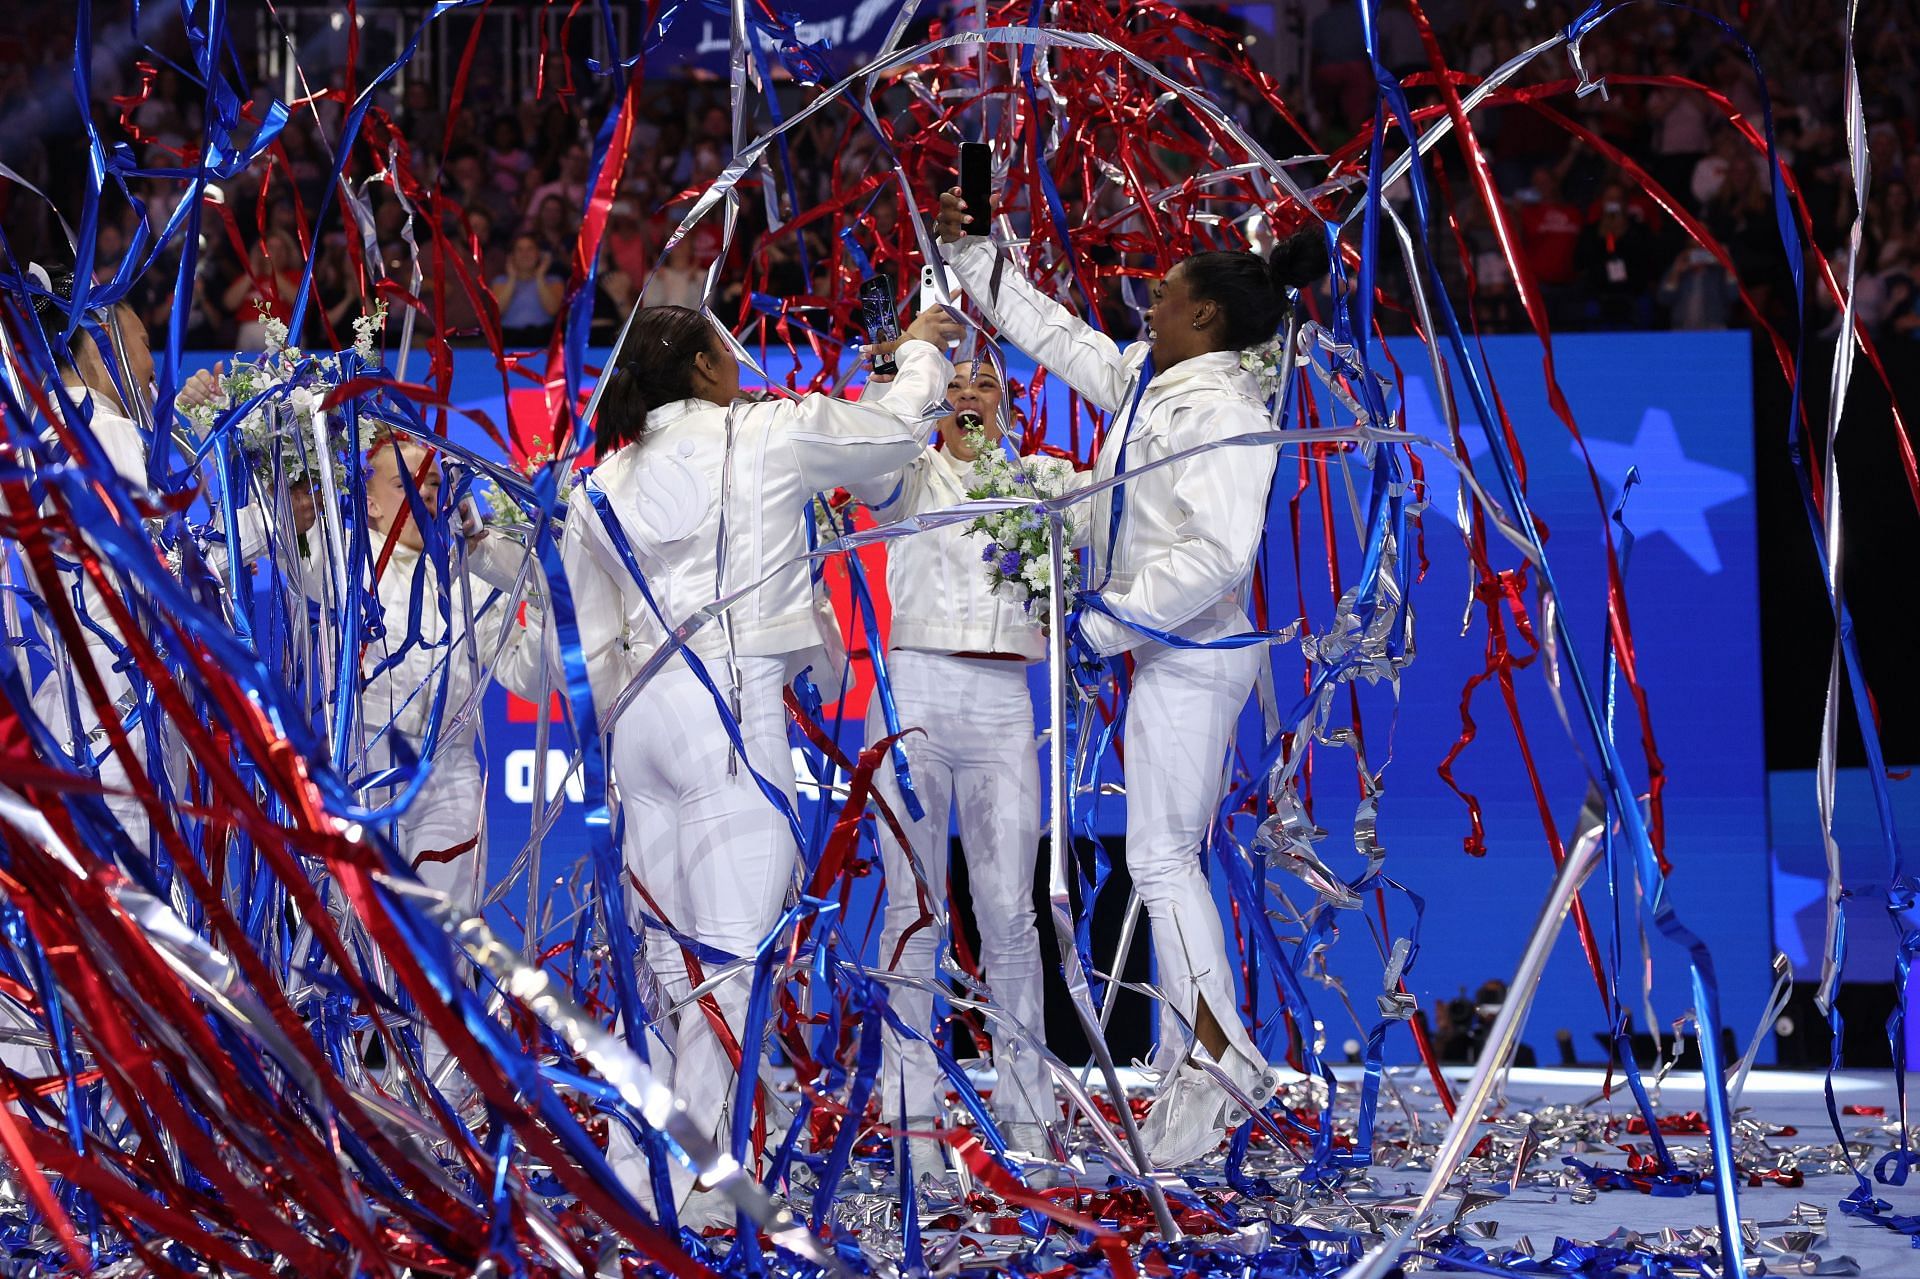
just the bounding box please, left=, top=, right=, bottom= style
left=356, top=436, right=554, bottom=917
left=852, top=362, right=1073, bottom=1164
left=934, top=189, right=1328, bottom=1167
left=21, top=282, right=266, bottom=854
left=562, top=304, right=956, bottom=1224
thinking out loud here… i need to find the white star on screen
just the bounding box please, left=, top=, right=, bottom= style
left=1399, top=373, right=1747, bottom=575
left=1574, top=408, right=1748, bottom=575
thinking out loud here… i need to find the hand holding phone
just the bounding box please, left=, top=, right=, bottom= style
left=860, top=273, right=902, bottom=375
left=960, top=142, right=992, bottom=236
left=457, top=496, right=485, bottom=540
left=904, top=308, right=964, bottom=348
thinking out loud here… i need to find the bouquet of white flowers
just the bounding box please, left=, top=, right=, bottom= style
left=480, top=437, right=579, bottom=537
left=1238, top=332, right=1289, bottom=401
left=182, top=301, right=389, bottom=491
left=959, top=417, right=1080, bottom=623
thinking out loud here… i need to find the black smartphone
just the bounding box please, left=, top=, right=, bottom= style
left=860, top=272, right=901, bottom=375
left=960, top=142, right=991, bottom=236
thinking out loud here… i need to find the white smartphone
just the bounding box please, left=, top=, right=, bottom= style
left=919, top=262, right=962, bottom=349
left=457, top=495, right=485, bottom=539
left=918, top=262, right=940, bottom=315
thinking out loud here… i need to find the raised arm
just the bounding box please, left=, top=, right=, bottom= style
left=838, top=370, right=936, bottom=512
left=934, top=188, right=1136, bottom=413
left=1076, top=400, right=1276, bottom=657
left=779, top=327, right=956, bottom=494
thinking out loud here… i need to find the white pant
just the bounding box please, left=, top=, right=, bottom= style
left=364, top=727, right=488, bottom=914
left=32, top=637, right=160, bottom=853
left=1125, top=639, right=1265, bottom=1071
left=869, top=650, right=1050, bottom=1127
left=366, top=728, right=488, bottom=1089
left=609, top=655, right=797, bottom=1198
left=391, top=734, right=487, bottom=916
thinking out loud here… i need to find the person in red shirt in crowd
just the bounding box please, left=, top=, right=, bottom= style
left=1516, top=166, right=1583, bottom=324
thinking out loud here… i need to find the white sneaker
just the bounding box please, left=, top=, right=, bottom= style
left=1001, top=1122, right=1051, bottom=1158
left=901, top=1134, right=951, bottom=1188
left=1140, top=1062, right=1225, bottom=1168
left=1141, top=1054, right=1281, bottom=1169
left=678, top=1183, right=737, bottom=1232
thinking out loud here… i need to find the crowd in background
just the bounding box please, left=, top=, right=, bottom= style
left=1, top=0, right=1914, bottom=356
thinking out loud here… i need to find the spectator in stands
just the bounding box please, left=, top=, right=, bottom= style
left=1575, top=183, right=1658, bottom=328
left=224, top=231, right=305, bottom=350
left=492, top=232, right=564, bottom=347
left=1658, top=243, right=1740, bottom=330
left=1703, top=146, right=1775, bottom=298
left=1882, top=272, right=1920, bottom=342
left=92, top=221, right=128, bottom=285
left=694, top=104, right=731, bottom=149
left=398, top=78, right=445, bottom=159
left=462, top=207, right=505, bottom=281
left=527, top=101, right=576, bottom=175
left=597, top=201, right=650, bottom=314
left=1871, top=179, right=1915, bottom=274
left=641, top=236, right=705, bottom=311
left=11, top=0, right=1920, bottom=354
left=1517, top=165, right=1584, bottom=322
left=1465, top=7, right=1517, bottom=77
left=1309, top=0, right=1372, bottom=132
left=444, top=147, right=516, bottom=232
left=313, top=232, right=366, bottom=337
left=1644, top=50, right=1714, bottom=199
left=526, top=194, right=579, bottom=260
left=487, top=115, right=535, bottom=203
left=1692, top=129, right=1764, bottom=210
left=526, top=142, right=591, bottom=219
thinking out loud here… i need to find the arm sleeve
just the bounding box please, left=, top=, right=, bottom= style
left=941, top=237, right=1137, bottom=413
left=205, top=494, right=330, bottom=603
left=558, top=490, right=638, bottom=714
left=467, top=531, right=548, bottom=603
left=1077, top=401, right=1276, bottom=657
left=781, top=338, right=953, bottom=493
left=843, top=449, right=930, bottom=513
left=1043, top=458, right=1097, bottom=550
left=838, top=373, right=934, bottom=510
left=471, top=593, right=556, bottom=705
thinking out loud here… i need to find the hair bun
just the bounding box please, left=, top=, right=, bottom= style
left=25, top=262, right=76, bottom=320
left=1267, top=228, right=1331, bottom=293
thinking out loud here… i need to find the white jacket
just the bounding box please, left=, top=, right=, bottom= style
left=562, top=337, right=954, bottom=714
left=942, top=236, right=1278, bottom=657
left=361, top=539, right=552, bottom=742
left=849, top=438, right=1069, bottom=662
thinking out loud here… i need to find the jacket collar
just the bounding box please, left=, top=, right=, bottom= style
left=644, top=397, right=726, bottom=432
left=381, top=539, right=423, bottom=573
left=1151, top=349, right=1255, bottom=395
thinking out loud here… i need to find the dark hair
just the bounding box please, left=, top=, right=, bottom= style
left=1181, top=228, right=1331, bottom=351
left=595, top=305, right=716, bottom=454
left=26, top=264, right=105, bottom=359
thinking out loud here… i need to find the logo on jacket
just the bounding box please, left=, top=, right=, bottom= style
left=632, top=440, right=711, bottom=544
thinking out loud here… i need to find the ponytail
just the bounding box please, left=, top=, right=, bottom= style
left=1181, top=227, right=1331, bottom=351
left=593, top=305, right=717, bottom=455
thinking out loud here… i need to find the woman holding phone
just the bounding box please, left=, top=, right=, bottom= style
left=563, top=303, right=959, bottom=1225
left=933, top=187, right=1328, bottom=1168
